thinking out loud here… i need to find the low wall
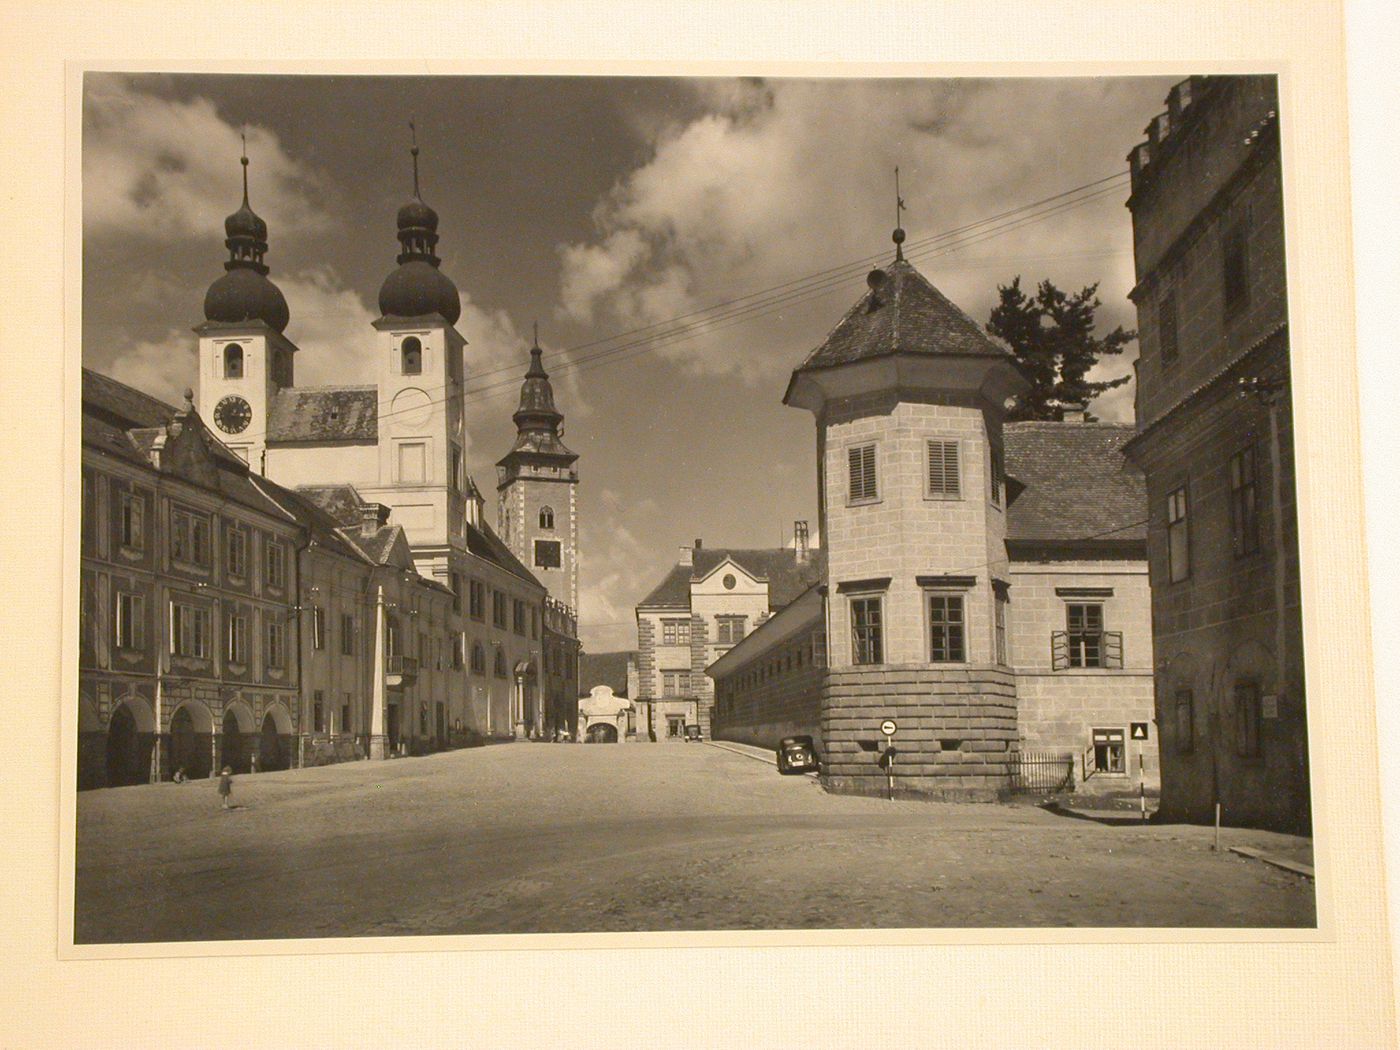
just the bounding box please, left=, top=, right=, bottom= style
left=821, top=665, right=1019, bottom=802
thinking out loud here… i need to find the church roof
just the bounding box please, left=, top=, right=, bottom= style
left=638, top=547, right=826, bottom=611
left=1003, top=422, right=1146, bottom=547
left=267, top=386, right=378, bottom=443
left=793, top=258, right=1009, bottom=373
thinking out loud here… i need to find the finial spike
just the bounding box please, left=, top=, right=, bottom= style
left=409, top=119, right=421, bottom=198
left=240, top=129, right=249, bottom=205
left=533, top=321, right=539, bottom=349
left=893, top=165, right=907, bottom=261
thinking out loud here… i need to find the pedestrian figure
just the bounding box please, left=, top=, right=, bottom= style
left=172, top=767, right=187, bottom=784
left=249, top=751, right=258, bottom=774
left=218, top=766, right=233, bottom=809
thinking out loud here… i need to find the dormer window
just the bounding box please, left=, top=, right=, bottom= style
left=402, top=336, right=423, bottom=375
left=224, top=343, right=244, bottom=379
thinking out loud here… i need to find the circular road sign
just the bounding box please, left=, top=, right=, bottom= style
left=879, top=719, right=897, bottom=737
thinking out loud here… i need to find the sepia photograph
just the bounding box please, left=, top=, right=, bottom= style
left=72, top=69, right=1320, bottom=943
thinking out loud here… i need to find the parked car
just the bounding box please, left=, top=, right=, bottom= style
left=776, top=735, right=819, bottom=774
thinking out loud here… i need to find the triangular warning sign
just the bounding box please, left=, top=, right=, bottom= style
left=1130, top=722, right=1149, bottom=740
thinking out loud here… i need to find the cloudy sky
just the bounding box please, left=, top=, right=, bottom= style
left=83, top=72, right=1179, bottom=652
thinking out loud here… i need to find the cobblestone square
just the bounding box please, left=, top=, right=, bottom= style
left=75, top=742, right=1314, bottom=942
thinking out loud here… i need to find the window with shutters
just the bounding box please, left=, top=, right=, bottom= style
left=847, top=443, right=878, bottom=504
left=1229, top=446, right=1260, bottom=558
left=989, top=445, right=1004, bottom=507
left=926, top=439, right=961, bottom=499
left=1167, top=485, right=1191, bottom=582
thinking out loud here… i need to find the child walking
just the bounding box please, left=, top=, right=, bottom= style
left=218, top=766, right=233, bottom=809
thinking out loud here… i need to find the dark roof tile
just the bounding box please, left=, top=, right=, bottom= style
left=268, top=386, right=378, bottom=443
left=1004, top=422, right=1146, bottom=545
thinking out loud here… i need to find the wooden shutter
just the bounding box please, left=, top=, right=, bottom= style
left=1050, top=630, right=1069, bottom=671
left=928, top=440, right=960, bottom=497
left=848, top=444, right=876, bottom=502
left=1103, top=631, right=1124, bottom=669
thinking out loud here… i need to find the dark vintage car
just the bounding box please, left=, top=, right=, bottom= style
left=776, top=735, right=819, bottom=774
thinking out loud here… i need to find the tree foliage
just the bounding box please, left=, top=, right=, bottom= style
left=985, top=277, right=1135, bottom=422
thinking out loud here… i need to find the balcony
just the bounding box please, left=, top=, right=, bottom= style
left=386, top=654, right=419, bottom=687
left=1050, top=631, right=1123, bottom=671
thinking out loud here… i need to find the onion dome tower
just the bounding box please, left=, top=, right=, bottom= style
left=377, top=127, right=461, bottom=324
left=497, top=326, right=579, bottom=612
left=202, top=146, right=290, bottom=332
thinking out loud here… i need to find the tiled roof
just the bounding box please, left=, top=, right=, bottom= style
left=1004, top=422, right=1146, bottom=545
left=296, top=484, right=369, bottom=528
left=580, top=651, right=634, bottom=697
left=794, top=258, right=1008, bottom=372
left=638, top=548, right=826, bottom=611
left=267, top=386, right=377, bottom=443
left=82, top=368, right=178, bottom=429
left=466, top=521, right=545, bottom=590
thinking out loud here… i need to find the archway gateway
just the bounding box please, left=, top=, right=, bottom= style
left=259, top=707, right=292, bottom=771
left=105, top=704, right=145, bottom=787
left=586, top=722, right=619, bottom=744
left=222, top=709, right=246, bottom=773
left=169, top=703, right=213, bottom=780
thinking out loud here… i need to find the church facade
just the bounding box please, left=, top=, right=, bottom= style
left=708, top=234, right=1156, bottom=800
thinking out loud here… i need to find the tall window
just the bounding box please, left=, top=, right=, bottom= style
left=453, top=634, right=465, bottom=670
left=662, top=618, right=691, bottom=646
left=1235, top=679, right=1262, bottom=757
left=661, top=670, right=687, bottom=697
left=397, top=442, right=427, bottom=485
left=450, top=446, right=463, bottom=492
left=1066, top=603, right=1105, bottom=668
left=539, top=506, right=555, bottom=530
left=926, top=439, right=961, bottom=499
left=492, top=591, right=508, bottom=629
left=471, top=642, right=486, bottom=675
left=1167, top=485, right=1190, bottom=582
left=115, top=592, right=144, bottom=650
left=227, top=614, right=248, bottom=663
left=513, top=600, right=526, bottom=635
left=1158, top=291, right=1179, bottom=365
left=1175, top=688, right=1195, bottom=753
left=266, top=620, right=285, bottom=670
left=171, top=507, right=212, bottom=567
left=224, top=342, right=244, bottom=379
left=989, top=445, right=1004, bottom=507
left=312, top=690, right=325, bottom=733
left=993, top=588, right=1008, bottom=666
left=227, top=526, right=247, bottom=578
left=716, top=616, right=747, bottom=645
left=927, top=594, right=966, bottom=662
left=119, top=492, right=144, bottom=551
left=172, top=601, right=211, bottom=658
left=469, top=579, right=485, bottom=620
left=311, top=606, right=325, bottom=650
left=848, top=443, right=878, bottom=503
left=340, top=612, right=355, bottom=656
left=1229, top=446, right=1260, bottom=557
left=341, top=697, right=352, bottom=735
left=493, top=646, right=507, bottom=678
left=850, top=595, right=883, bottom=665
left=401, top=336, right=423, bottom=375
left=530, top=607, right=539, bottom=640
left=1222, top=219, right=1250, bottom=315
left=265, top=539, right=285, bottom=589
left=450, top=571, right=462, bottom=614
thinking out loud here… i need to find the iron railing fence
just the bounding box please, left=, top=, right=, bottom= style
left=1009, top=750, right=1076, bottom=796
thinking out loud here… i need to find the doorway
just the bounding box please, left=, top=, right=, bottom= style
left=105, top=704, right=144, bottom=786
left=222, top=710, right=246, bottom=773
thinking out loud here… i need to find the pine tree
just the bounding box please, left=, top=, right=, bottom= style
left=986, top=277, right=1135, bottom=422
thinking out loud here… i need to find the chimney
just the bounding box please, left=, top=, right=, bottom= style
left=694, top=538, right=702, bottom=550
left=1061, top=402, right=1088, bottom=424
left=360, top=501, right=390, bottom=537
left=793, top=520, right=810, bottom=564
left=678, top=544, right=693, bottom=567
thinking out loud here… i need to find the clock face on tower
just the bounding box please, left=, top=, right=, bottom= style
left=213, top=395, right=252, bottom=434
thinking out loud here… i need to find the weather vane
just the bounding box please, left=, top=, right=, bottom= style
left=240, top=128, right=249, bottom=202
left=893, top=166, right=908, bottom=261
left=409, top=118, right=421, bottom=197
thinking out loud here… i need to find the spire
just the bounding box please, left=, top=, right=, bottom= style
left=378, top=120, right=460, bottom=324
left=394, top=119, right=441, bottom=265
left=222, top=137, right=269, bottom=275
left=410, top=118, right=421, bottom=199
left=203, top=137, right=289, bottom=332
left=893, top=166, right=907, bottom=262
left=240, top=130, right=249, bottom=206
left=526, top=321, right=548, bottom=378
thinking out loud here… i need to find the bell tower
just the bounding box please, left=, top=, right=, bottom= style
left=195, top=143, right=295, bottom=467
left=497, top=328, right=579, bottom=612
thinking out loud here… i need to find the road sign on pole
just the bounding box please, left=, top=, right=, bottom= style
left=880, top=719, right=897, bottom=737
left=1130, top=722, right=1149, bottom=740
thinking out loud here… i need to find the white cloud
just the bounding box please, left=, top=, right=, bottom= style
left=84, top=74, right=331, bottom=242
left=106, top=329, right=197, bottom=407
left=556, top=78, right=1160, bottom=394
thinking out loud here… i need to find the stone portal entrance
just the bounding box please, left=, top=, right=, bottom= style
left=587, top=722, right=619, bottom=743
left=170, top=703, right=213, bottom=780
left=105, top=704, right=145, bottom=786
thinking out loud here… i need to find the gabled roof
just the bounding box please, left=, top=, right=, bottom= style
left=82, top=368, right=179, bottom=429
left=638, top=548, right=826, bottom=611
left=1004, top=422, right=1146, bottom=546
left=794, top=258, right=1008, bottom=372
left=267, top=386, right=377, bottom=443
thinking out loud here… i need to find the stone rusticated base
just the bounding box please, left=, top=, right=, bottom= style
left=819, top=664, right=1018, bottom=801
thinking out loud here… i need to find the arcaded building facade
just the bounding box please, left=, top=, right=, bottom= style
left=1124, top=76, right=1308, bottom=832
